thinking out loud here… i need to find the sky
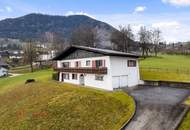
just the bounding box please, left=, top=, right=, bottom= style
left=0, top=0, right=190, bottom=42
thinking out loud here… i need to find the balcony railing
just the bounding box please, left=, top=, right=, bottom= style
left=54, top=67, right=107, bottom=74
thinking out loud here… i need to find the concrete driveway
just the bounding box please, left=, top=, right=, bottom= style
left=123, top=86, right=190, bottom=130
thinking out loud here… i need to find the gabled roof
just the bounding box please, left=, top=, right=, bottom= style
left=53, top=45, right=139, bottom=60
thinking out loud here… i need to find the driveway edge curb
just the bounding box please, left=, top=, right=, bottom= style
left=120, top=98, right=137, bottom=130
left=174, top=106, right=189, bottom=130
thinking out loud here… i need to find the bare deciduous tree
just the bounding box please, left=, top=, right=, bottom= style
left=52, top=33, right=66, bottom=54
left=23, top=41, right=37, bottom=72
left=138, top=26, right=152, bottom=57
left=111, top=25, right=134, bottom=52
left=70, top=25, right=99, bottom=47
left=151, top=28, right=162, bottom=56
left=42, top=32, right=66, bottom=55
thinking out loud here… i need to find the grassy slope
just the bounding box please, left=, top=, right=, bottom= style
left=10, top=65, right=40, bottom=74
left=179, top=112, right=190, bottom=130
left=0, top=69, right=52, bottom=94
left=140, top=54, right=190, bottom=82
left=179, top=97, right=190, bottom=130
left=0, top=70, right=135, bottom=130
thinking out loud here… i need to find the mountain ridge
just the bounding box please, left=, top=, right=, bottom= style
left=0, top=13, right=116, bottom=47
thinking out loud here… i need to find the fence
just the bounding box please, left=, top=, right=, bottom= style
left=140, top=67, right=190, bottom=75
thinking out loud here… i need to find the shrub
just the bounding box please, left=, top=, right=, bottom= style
left=52, top=72, right=59, bottom=81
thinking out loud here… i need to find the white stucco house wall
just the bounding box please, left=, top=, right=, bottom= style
left=0, top=61, right=9, bottom=77
left=53, top=46, right=140, bottom=91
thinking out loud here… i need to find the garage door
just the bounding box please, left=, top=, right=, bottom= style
left=120, top=75, right=128, bottom=87
left=112, top=75, right=128, bottom=89
left=113, top=76, right=120, bottom=89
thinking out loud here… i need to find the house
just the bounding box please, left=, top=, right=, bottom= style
left=38, top=50, right=56, bottom=61
left=0, top=51, right=9, bottom=59
left=53, top=46, right=140, bottom=91
left=0, top=60, right=9, bottom=77
left=9, top=50, right=23, bottom=59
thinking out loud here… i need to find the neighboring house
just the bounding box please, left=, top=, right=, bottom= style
left=9, top=50, right=23, bottom=59
left=0, top=51, right=9, bottom=59
left=53, top=46, right=140, bottom=91
left=0, top=60, right=9, bottom=77
left=38, top=50, right=55, bottom=61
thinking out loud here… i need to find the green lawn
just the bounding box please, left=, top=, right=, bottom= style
left=0, top=70, right=135, bottom=130
left=10, top=65, right=41, bottom=74
left=178, top=97, right=190, bottom=130
left=184, top=97, right=190, bottom=106
left=140, top=54, right=190, bottom=82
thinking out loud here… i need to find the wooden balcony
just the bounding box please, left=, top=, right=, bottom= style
left=54, top=67, right=107, bottom=74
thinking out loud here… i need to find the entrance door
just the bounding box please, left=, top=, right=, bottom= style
left=79, top=74, right=85, bottom=85
left=62, top=73, right=65, bottom=82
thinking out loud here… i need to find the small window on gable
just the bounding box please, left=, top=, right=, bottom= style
left=95, top=75, right=104, bottom=81
left=86, top=60, right=91, bottom=66
left=128, top=60, right=137, bottom=67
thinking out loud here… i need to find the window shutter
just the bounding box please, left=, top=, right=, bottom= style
left=92, top=60, right=96, bottom=68
left=103, top=60, right=106, bottom=67
left=79, top=61, right=81, bottom=67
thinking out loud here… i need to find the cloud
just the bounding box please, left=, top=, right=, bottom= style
left=65, top=11, right=96, bottom=19
left=5, top=6, right=13, bottom=12
left=95, top=13, right=190, bottom=42
left=152, top=21, right=181, bottom=29
left=134, top=6, right=146, bottom=13
left=162, top=0, right=190, bottom=6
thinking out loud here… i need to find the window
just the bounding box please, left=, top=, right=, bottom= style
left=95, top=75, right=104, bottom=81
left=72, top=74, right=77, bottom=80
left=62, top=62, right=70, bottom=68
left=63, top=73, right=70, bottom=80
left=95, top=60, right=103, bottom=68
left=86, top=60, right=91, bottom=66
left=128, top=60, right=137, bottom=67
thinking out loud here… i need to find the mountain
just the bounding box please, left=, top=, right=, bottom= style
left=0, top=13, right=115, bottom=47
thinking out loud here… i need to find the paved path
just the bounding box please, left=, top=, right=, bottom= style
left=9, top=73, right=23, bottom=77
left=123, top=86, right=190, bottom=130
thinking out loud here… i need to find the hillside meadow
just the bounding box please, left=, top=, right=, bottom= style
left=0, top=69, right=135, bottom=130
left=140, top=54, right=190, bottom=82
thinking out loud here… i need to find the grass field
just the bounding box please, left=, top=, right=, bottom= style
left=0, top=70, right=135, bottom=130
left=140, top=54, right=190, bottom=82
left=9, top=65, right=42, bottom=74
left=178, top=97, right=190, bottom=130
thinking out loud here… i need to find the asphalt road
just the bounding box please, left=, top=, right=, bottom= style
left=124, top=86, right=190, bottom=130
